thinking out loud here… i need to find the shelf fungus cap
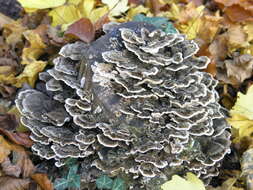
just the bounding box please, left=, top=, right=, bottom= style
left=15, top=21, right=230, bottom=188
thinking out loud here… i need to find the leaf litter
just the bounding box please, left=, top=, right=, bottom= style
left=0, top=0, right=253, bottom=189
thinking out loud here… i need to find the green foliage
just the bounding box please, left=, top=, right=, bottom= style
left=112, top=177, right=126, bottom=190
left=133, top=14, right=178, bottom=34
left=54, top=164, right=81, bottom=190
left=96, top=175, right=114, bottom=189
left=96, top=175, right=126, bottom=190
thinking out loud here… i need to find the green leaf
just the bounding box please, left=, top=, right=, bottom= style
left=64, top=158, right=78, bottom=167
left=133, top=14, right=178, bottom=34
left=96, top=175, right=114, bottom=189
left=68, top=174, right=81, bottom=188
left=67, top=165, right=81, bottom=188
left=54, top=178, right=69, bottom=190
left=67, top=165, right=79, bottom=179
left=112, top=178, right=126, bottom=190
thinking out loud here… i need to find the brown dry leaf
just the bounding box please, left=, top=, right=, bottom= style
left=0, top=84, right=16, bottom=98
left=204, top=59, right=217, bottom=76
left=65, top=18, right=95, bottom=43
left=94, top=13, right=110, bottom=31
left=16, top=150, right=35, bottom=178
left=216, top=53, right=253, bottom=85
left=208, top=34, right=228, bottom=61
left=0, top=113, right=18, bottom=131
left=3, top=20, right=26, bottom=45
left=225, top=5, right=253, bottom=23
left=213, top=0, right=240, bottom=7
left=0, top=129, right=33, bottom=148
left=148, top=0, right=165, bottom=15
left=227, top=25, right=248, bottom=52
left=0, top=176, right=30, bottom=190
left=197, top=13, right=222, bottom=43
left=1, top=157, right=21, bottom=177
left=47, top=26, right=66, bottom=46
left=0, top=111, right=33, bottom=147
left=0, top=13, right=14, bottom=28
left=0, top=58, right=19, bottom=76
left=31, top=173, right=54, bottom=190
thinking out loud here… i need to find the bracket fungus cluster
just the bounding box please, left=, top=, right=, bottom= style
left=16, top=22, right=231, bottom=189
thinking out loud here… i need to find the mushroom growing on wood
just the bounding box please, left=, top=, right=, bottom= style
left=16, top=21, right=231, bottom=189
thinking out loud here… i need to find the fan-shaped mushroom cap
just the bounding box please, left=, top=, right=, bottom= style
left=15, top=21, right=230, bottom=189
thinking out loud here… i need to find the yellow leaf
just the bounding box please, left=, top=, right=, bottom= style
left=80, top=0, right=96, bottom=18
left=15, top=61, right=47, bottom=88
left=68, top=0, right=82, bottom=5
left=161, top=172, right=205, bottom=190
left=22, top=30, right=47, bottom=65
left=178, top=18, right=202, bottom=40
left=166, top=3, right=181, bottom=21
left=102, top=0, right=129, bottom=16
left=244, top=23, right=253, bottom=42
left=127, top=5, right=150, bottom=20
left=228, top=85, right=253, bottom=142
left=48, top=4, right=82, bottom=27
left=17, top=0, right=66, bottom=9
left=0, top=135, right=24, bottom=163
left=230, top=85, right=253, bottom=120
left=89, top=6, right=109, bottom=23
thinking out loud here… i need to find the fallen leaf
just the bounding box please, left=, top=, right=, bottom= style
left=228, top=85, right=253, bottom=142
left=88, top=6, right=109, bottom=23
left=227, top=25, right=248, bottom=52
left=213, top=0, right=240, bottom=7
left=15, top=150, right=35, bottom=178
left=15, top=60, right=47, bottom=87
left=31, top=173, right=54, bottom=190
left=161, top=172, right=205, bottom=190
left=244, top=23, right=253, bottom=42
left=0, top=113, right=18, bottom=131
left=94, top=13, right=110, bottom=31
left=225, top=5, right=253, bottom=23
left=102, top=0, right=129, bottom=16
left=208, top=34, right=228, bottom=61
left=48, top=4, right=82, bottom=27
left=204, top=59, right=217, bottom=76
left=0, top=13, right=14, bottom=28
left=79, top=0, right=96, bottom=18
left=21, top=30, right=47, bottom=65
left=0, top=130, right=33, bottom=148
left=0, top=135, right=34, bottom=177
left=3, top=20, right=26, bottom=45
left=216, top=54, right=253, bottom=85
left=17, top=0, right=66, bottom=9
left=65, top=18, right=95, bottom=43
left=0, top=176, right=30, bottom=190
left=1, top=157, right=21, bottom=177
left=126, top=5, right=150, bottom=20
left=207, top=178, right=243, bottom=190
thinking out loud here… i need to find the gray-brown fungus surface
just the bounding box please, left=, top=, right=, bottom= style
left=16, top=22, right=231, bottom=189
